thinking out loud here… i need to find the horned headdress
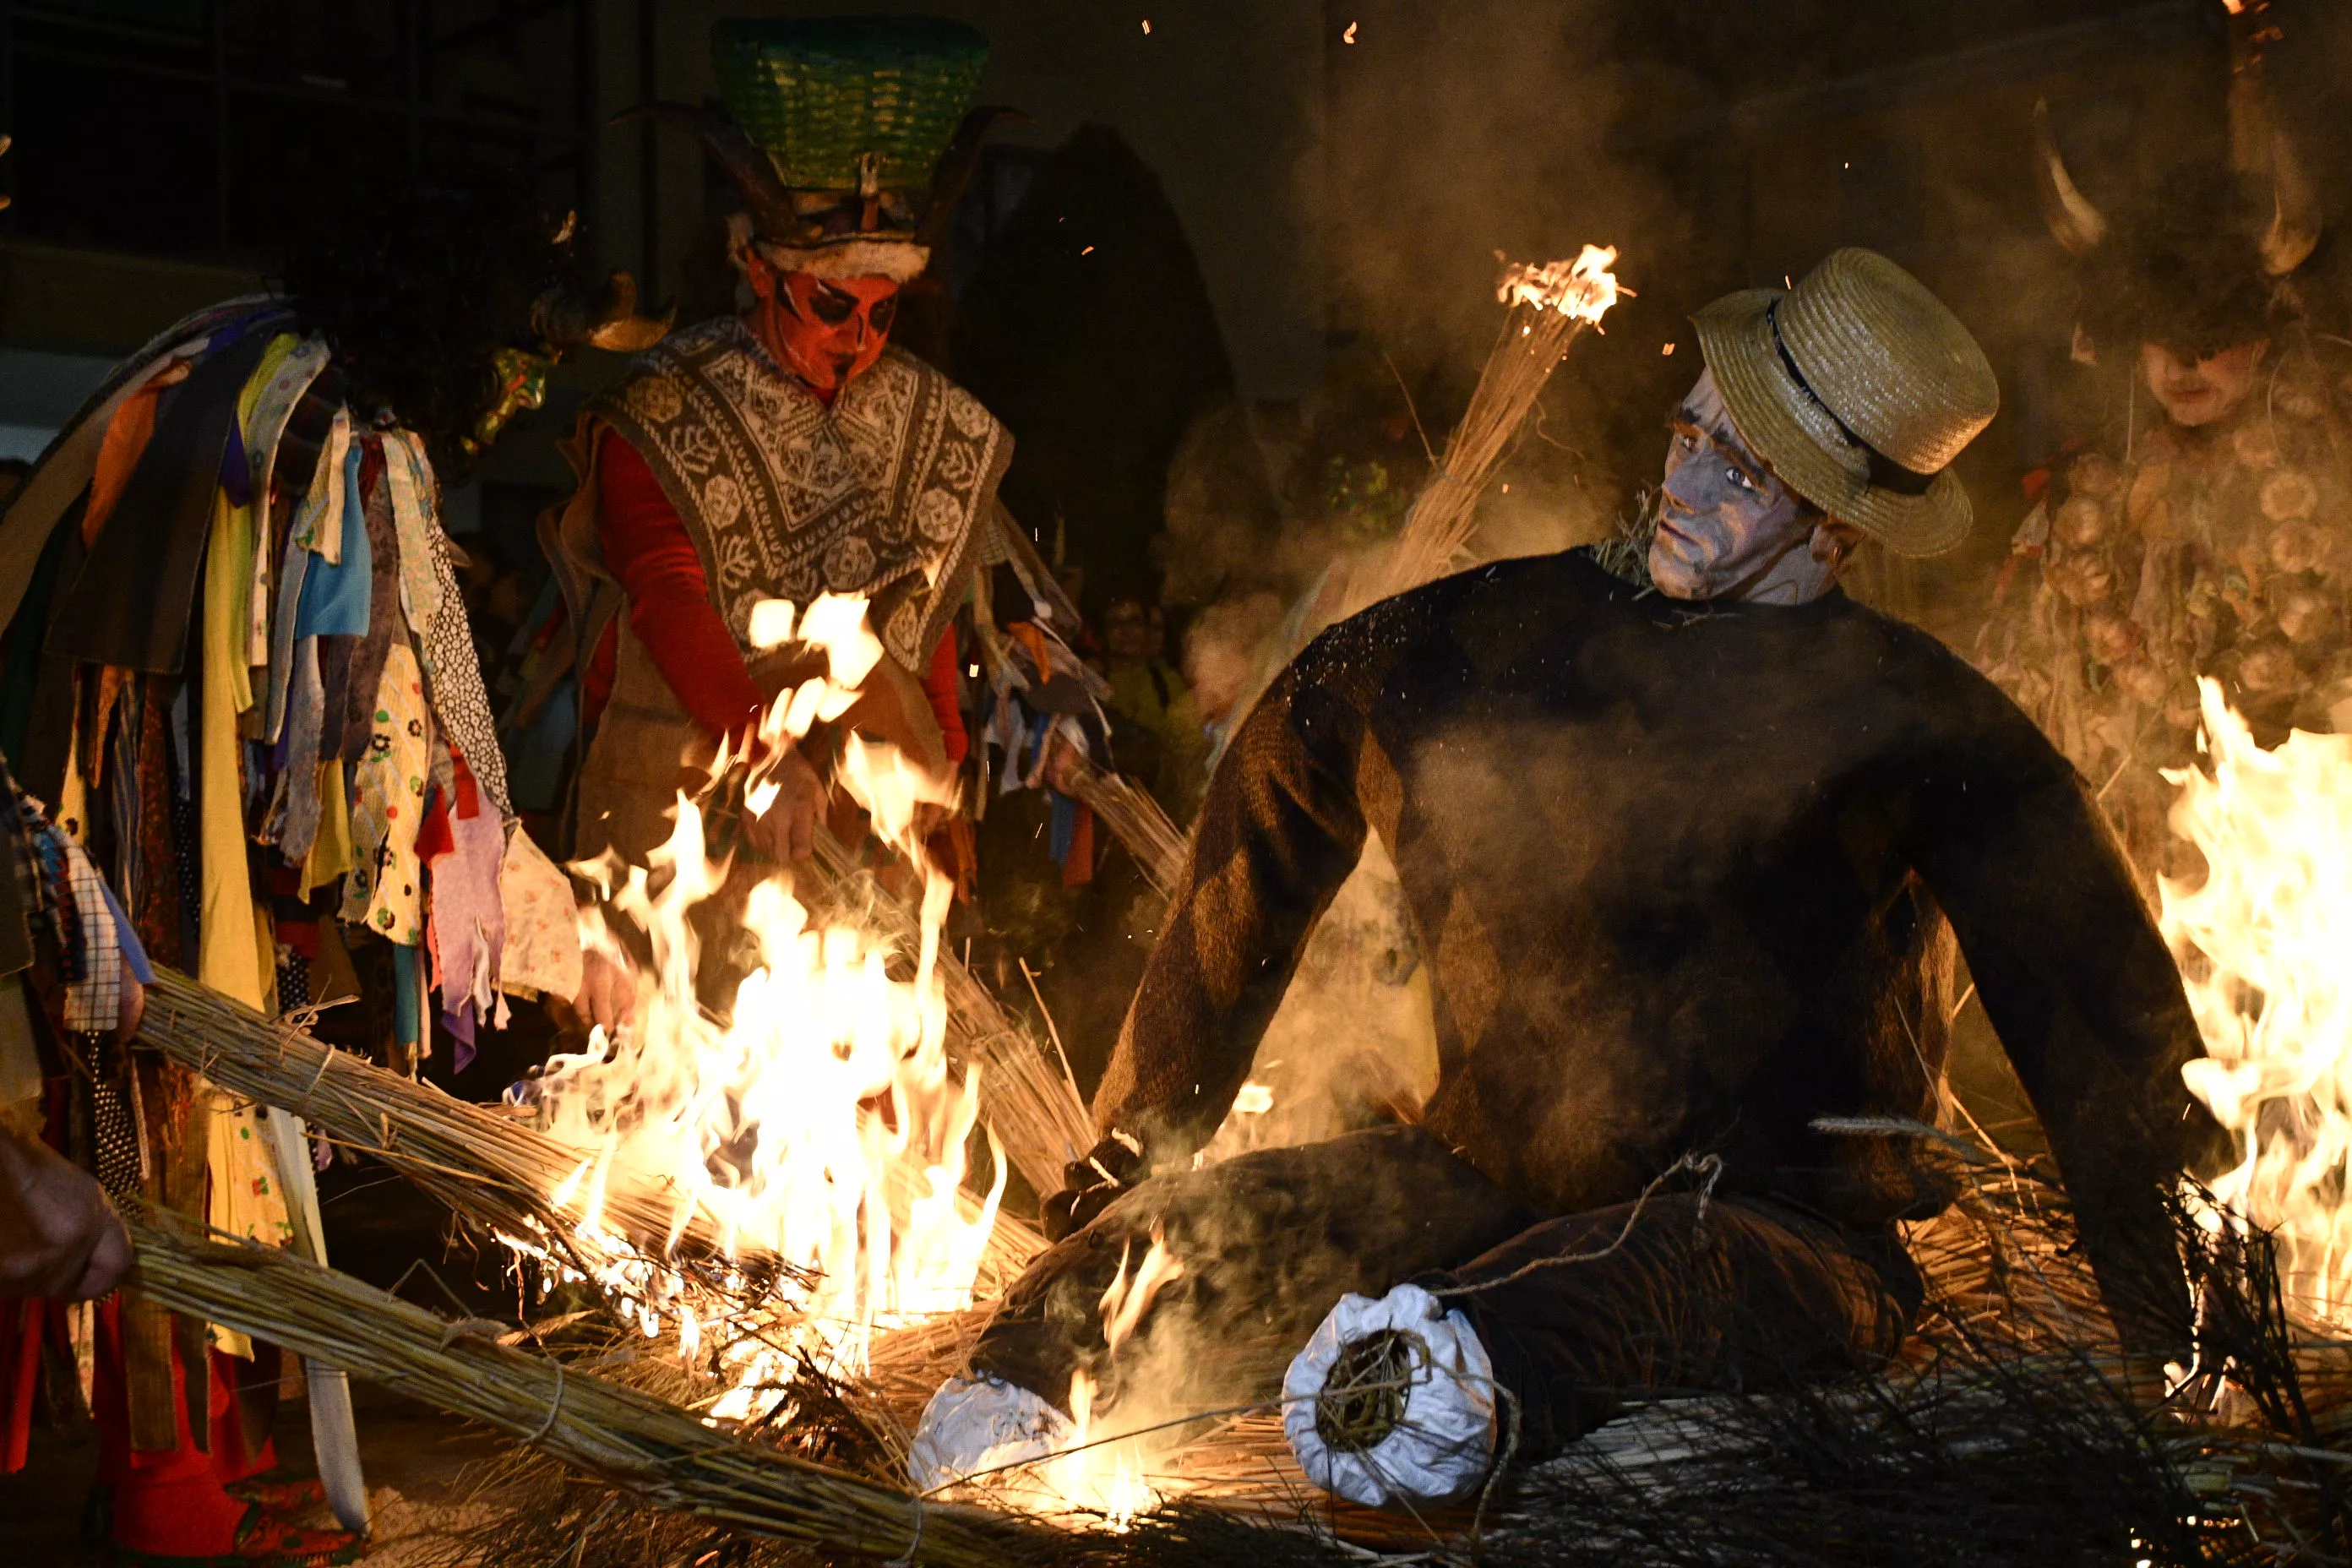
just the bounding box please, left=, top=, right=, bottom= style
left=651, top=15, right=1007, bottom=285
left=2031, top=2, right=2322, bottom=359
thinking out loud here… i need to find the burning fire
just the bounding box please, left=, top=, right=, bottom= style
left=1496, top=243, right=1625, bottom=324
left=2166, top=678, right=2352, bottom=1323
left=513, top=593, right=1003, bottom=1411
left=1043, top=1225, right=1184, bottom=1527
left=504, top=591, right=1189, bottom=1527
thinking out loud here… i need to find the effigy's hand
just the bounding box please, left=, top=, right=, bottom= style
left=1040, top=1135, right=1146, bottom=1243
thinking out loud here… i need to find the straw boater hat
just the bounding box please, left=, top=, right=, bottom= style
left=654, top=15, right=994, bottom=284
left=1691, top=248, right=2000, bottom=558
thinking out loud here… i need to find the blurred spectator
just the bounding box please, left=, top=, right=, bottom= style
left=1097, top=592, right=1207, bottom=820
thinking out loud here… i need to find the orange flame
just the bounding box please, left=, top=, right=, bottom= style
left=1496, top=243, right=1627, bottom=325
left=520, top=593, right=1001, bottom=1410
left=2165, top=678, right=2352, bottom=1322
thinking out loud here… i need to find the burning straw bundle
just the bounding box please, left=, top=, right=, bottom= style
left=128, top=1208, right=1358, bottom=1568
left=1069, top=249, right=1628, bottom=903
left=136, top=846, right=1087, bottom=1277
left=135, top=1101, right=2352, bottom=1567
left=804, top=828, right=1093, bottom=1196
left=1337, top=245, right=1624, bottom=621
left=133, top=967, right=797, bottom=1290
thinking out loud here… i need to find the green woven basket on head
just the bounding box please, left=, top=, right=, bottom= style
left=711, top=14, right=988, bottom=193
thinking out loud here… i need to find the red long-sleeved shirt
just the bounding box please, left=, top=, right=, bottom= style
left=585, top=434, right=966, bottom=765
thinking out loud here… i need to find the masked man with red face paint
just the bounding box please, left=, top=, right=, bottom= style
left=548, top=19, right=1060, bottom=1026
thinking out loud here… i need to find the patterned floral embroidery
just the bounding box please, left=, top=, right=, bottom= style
left=626, top=373, right=682, bottom=426
left=702, top=471, right=745, bottom=531
left=592, top=318, right=1010, bottom=672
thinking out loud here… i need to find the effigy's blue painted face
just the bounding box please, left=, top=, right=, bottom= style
left=1652, top=369, right=1834, bottom=603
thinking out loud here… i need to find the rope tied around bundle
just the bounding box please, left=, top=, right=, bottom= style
left=1313, top=1327, right=1428, bottom=1453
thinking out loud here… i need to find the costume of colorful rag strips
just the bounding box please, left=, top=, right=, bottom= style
left=0, top=298, right=578, bottom=1068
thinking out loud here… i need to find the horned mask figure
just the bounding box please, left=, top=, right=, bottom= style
left=2031, top=0, right=2322, bottom=380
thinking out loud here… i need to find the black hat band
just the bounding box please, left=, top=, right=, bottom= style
left=1767, top=300, right=1938, bottom=498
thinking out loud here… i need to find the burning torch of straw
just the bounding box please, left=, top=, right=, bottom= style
left=1495, top=243, right=1625, bottom=324
left=1339, top=244, right=1625, bottom=617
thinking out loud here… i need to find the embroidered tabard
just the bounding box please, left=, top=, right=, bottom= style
left=589, top=317, right=1011, bottom=672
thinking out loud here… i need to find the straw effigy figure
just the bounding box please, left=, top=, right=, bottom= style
left=906, top=248, right=2229, bottom=1514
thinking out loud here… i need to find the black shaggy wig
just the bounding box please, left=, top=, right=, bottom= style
left=2077, top=165, right=2300, bottom=363
left=276, top=167, right=574, bottom=476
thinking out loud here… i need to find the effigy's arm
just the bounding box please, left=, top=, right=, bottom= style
left=1908, top=678, right=2227, bottom=1357
left=1091, top=641, right=1377, bottom=1167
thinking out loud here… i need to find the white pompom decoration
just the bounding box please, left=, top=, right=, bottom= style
left=907, top=1373, right=1070, bottom=1493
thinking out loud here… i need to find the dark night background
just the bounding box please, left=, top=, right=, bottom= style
left=4, top=1, right=2350, bottom=640
left=3, top=3, right=2348, bottom=1554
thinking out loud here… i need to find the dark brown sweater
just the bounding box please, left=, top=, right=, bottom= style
left=1095, top=547, right=2222, bottom=1336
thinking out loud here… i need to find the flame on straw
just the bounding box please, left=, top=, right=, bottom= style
left=1495, top=243, right=1627, bottom=325
left=2165, top=678, right=2352, bottom=1325
left=517, top=591, right=1004, bottom=1431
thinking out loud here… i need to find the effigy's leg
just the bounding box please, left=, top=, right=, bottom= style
left=910, top=1124, right=1533, bottom=1487
left=1283, top=1192, right=1920, bottom=1509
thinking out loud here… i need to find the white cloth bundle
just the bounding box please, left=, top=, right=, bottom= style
left=907, top=1373, right=1072, bottom=1493
left=1282, top=1282, right=1497, bottom=1509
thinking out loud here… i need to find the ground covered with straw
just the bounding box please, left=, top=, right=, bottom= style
left=125, top=1106, right=2352, bottom=1568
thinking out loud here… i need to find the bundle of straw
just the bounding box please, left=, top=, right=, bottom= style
left=1064, top=764, right=1188, bottom=899
left=133, top=967, right=798, bottom=1289
left=126, top=1208, right=1054, bottom=1567
left=1067, top=1134, right=2352, bottom=1562
left=1337, top=246, right=1624, bottom=621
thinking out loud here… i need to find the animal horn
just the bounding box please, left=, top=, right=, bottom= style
left=2222, top=8, right=2322, bottom=275
left=2261, top=125, right=2323, bottom=276
left=533, top=269, right=675, bottom=353
left=629, top=101, right=798, bottom=242
left=2031, top=99, right=2107, bottom=256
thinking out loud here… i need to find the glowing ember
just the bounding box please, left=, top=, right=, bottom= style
left=517, top=592, right=1003, bottom=1408
left=1496, top=243, right=1626, bottom=325
left=2165, top=678, right=2352, bottom=1322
